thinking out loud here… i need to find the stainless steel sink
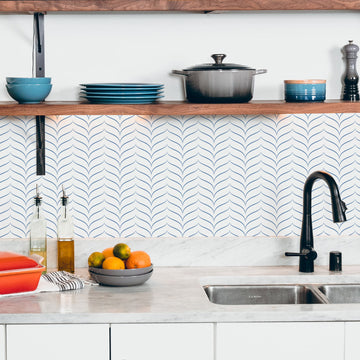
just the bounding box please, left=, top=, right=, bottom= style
left=203, top=285, right=326, bottom=305
left=318, top=284, right=360, bottom=304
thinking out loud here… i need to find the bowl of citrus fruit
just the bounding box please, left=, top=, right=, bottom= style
left=88, top=243, right=153, bottom=286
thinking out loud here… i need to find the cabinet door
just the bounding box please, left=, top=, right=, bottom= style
left=111, top=323, right=213, bottom=360
left=0, top=325, right=5, bottom=360
left=217, top=322, right=344, bottom=360
left=345, top=322, right=360, bottom=360
left=7, top=324, right=109, bottom=360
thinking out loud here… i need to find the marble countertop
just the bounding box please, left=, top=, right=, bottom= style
left=2, top=266, right=360, bottom=324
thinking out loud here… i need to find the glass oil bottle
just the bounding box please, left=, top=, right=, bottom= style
left=29, top=184, right=47, bottom=269
left=57, top=186, right=75, bottom=273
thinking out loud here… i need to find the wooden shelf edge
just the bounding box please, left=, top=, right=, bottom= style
left=1, top=0, right=360, bottom=13
left=0, top=100, right=359, bottom=116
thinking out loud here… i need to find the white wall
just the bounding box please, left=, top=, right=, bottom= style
left=0, top=11, right=360, bottom=102
left=0, top=11, right=359, bottom=244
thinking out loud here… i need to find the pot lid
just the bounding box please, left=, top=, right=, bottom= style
left=184, top=54, right=254, bottom=71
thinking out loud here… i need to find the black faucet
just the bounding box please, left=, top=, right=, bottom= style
left=285, top=171, right=347, bottom=273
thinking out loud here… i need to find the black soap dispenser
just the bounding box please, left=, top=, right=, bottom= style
left=329, top=251, right=342, bottom=272
left=342, top=40, right=360, bottom=101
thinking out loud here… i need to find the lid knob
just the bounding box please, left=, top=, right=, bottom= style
left=211, top=54, right=226, bottom=65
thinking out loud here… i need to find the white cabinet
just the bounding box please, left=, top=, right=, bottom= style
left=345, top=322, right=360, bottom=360
left=7, top=324, right=109, bottom=360
left=5, top=320, right=360, bottom=360
left=111, top=323, right=213, bottom=360
left=217, top=322, right=344, bottom=360
left=0, top=325, right=5, bottom=360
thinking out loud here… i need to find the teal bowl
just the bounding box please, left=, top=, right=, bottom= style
left=6, top=84, right=52, bottom=104
left=285, top=80, right=326, bottom=102
left=6, top=77, right=51, bottom=84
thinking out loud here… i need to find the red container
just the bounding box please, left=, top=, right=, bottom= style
left=0, top=252, right=45, bottom=295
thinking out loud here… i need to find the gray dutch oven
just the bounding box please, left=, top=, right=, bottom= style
left=172, top=54, right=267, bottom=103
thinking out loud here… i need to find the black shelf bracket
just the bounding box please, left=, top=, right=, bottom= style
left=34, top=12, right=45, bottom=176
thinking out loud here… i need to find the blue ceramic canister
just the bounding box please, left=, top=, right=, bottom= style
left=284, top=79, right=326, bottom=102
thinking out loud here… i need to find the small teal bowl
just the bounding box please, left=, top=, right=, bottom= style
left=285, top=80, right=326, bottom=102
left=6, top=83, right=52, bottom=104
left=6, top=77, right=51, bottom=84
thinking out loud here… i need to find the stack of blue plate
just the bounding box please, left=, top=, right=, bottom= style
left=80, top=83, right=164, bottom=104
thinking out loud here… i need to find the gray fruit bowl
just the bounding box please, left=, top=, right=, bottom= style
left=89, top=269, right=153, bottom=287
left=89, top=264, right=153, bottom=276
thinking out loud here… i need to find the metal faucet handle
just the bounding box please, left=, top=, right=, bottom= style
left=285, top=249, right=318, bottom=261
left=341, top=200, right=347, bottom=212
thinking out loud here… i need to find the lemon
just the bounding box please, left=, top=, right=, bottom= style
left=102, top=256, right=125, bottom=270
left=113, top=243, right=131, bottom=260
left=88, top=252, right=105, bottom=268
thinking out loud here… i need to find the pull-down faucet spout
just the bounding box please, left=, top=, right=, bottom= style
left=285, top=171, right=347, bottom=273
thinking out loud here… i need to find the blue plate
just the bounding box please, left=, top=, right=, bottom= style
left=81, top=87, right=163, bottom=92
left=83, top=99, right=160, bottom=104
left=81, top=94, right=163, bottom=100
left=80, top=90, right=163, bottom=96
left=80, top=83, right=164, bottom=88
left=80, top=87, right=164, bottom=92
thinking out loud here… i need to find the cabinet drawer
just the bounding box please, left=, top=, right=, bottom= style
left=217, top=322, right=344, bottom=360
left=0, top=325, right=5, bottom=360
left=111, top=323, right=213, bottom=360
left=7, top=324, right=109, bottom=360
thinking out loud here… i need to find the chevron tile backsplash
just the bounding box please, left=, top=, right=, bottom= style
left=0, top=113, right=359, bottom=239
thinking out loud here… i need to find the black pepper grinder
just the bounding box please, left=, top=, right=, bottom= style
left=343, top=40, right=360, bottom=101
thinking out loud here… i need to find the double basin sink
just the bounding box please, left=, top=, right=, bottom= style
left=204, top=284, right=360, bottom=305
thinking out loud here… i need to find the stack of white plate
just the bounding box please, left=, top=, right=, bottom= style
left=80, top=83, right=164, bottom=104
left=88, top=264, right=153, bottom=286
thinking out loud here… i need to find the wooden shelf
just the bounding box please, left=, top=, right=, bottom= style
left=1, top=0, right=360, bottom=13
left=0, top=100, right=359, bottom=116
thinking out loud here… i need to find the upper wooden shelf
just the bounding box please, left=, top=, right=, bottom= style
left=0, top=100, right=359, bottom=116
left=1, top=0, right=360, bottom=13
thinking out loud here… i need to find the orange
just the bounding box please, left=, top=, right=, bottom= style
left=102, top=256, right=125, bottom=270
left=102, top=247, right=114, bottom=258
left=113, top=243, right=131, bottom=260
left=125, top=251, right=151, bottom=269
left=88, top=252, right=105, bottom=268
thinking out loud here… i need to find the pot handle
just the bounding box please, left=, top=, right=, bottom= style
left=172, top=70, right=189, bottom=76
left=255, top=69, right=267, bottom=75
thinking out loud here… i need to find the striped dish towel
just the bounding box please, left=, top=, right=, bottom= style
left=0, top=271, right=96, bottom=298
left=42, top=271, right=85, bottom=291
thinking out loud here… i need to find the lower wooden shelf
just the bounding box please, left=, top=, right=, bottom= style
left=1, top=0, right=360, bottom=12
left=0, top=100, right=359, bottom=116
